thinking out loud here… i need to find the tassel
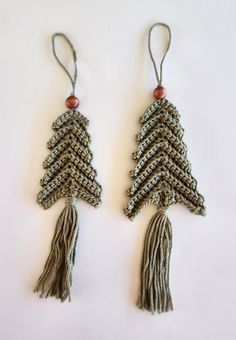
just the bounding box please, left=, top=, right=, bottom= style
left=137, top=209, right=173, bottom=313
left=34, top=197, right=79, bottom=302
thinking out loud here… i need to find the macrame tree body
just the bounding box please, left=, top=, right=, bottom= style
left=124, top=98, right=205, bottom=313
left=35, top=109, right=101, bottom=301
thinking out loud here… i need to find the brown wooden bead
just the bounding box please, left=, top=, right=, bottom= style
left=66, top=95, right=80, bottom=109
left=153, top=86, right=167, bottom=100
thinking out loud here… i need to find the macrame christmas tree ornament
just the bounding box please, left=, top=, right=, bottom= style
left=124, top=23, right=206, bottom=313
left=34, top=33, right=102, bottom=302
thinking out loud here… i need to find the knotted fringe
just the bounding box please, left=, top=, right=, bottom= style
left=34, top=198, right=79, bottom=302
left=137, top=210, right=173, bottom=313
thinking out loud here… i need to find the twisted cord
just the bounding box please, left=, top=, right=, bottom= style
left=52, top=33, right=78, bottom=95
left=148, top=23, right=171, bottom=86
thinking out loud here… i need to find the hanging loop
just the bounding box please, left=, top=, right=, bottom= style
left=148, top=23, right=171, bottom=86
left=52, top=33, right=78, bottom=95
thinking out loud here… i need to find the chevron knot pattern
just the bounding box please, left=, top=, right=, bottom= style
left=37, top=109, right=102, bottom=209
left=124, top=99, right=206, bottom=220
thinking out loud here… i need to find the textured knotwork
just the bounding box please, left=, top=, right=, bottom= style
left=37, top=109, right=102, bottom=209
left=124, top=99, right=205, bottom=220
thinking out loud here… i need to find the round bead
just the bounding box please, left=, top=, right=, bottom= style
left=66, top=95, right=80, bottom=109
left=153, top=86, right=167, bottom=100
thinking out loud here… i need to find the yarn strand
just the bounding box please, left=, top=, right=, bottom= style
left=148, top=23, right=171, bottom=86
left=34, top=199, right=79, bottom=302
left=137, top=209, right=173, bottom=313
left=52, top=33, right=78, bottom=95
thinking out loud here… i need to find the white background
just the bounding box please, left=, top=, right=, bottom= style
left=0, top=0, right=235, bottom=339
